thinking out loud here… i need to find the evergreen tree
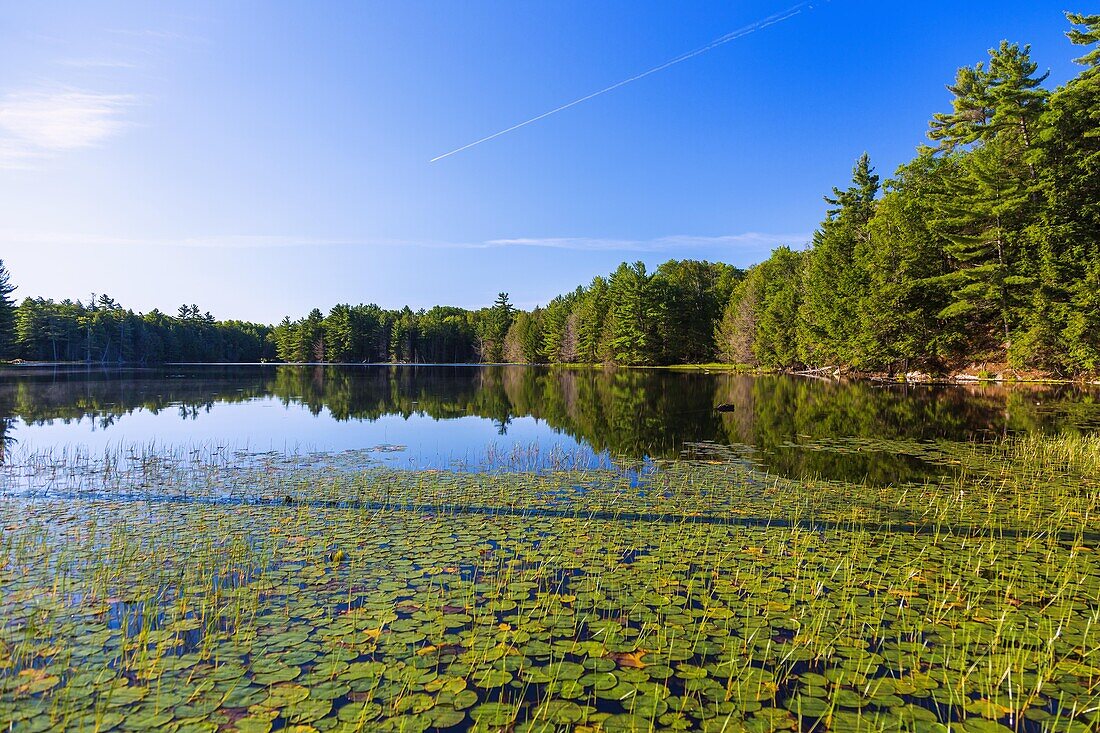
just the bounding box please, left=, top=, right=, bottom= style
left=604, top=262, right=656, bottom=365
left=928, top=64, right=994, bottom=149
left=987, top=42, right=1049, bottom=159
left=1066, top=12, right=1100, bottom=67
left=862, top=152, right=956, bottom=370
left=0, top=261, right=15, bottom=359
left=503, top=309, right=545, bottom=363
left=929, top=145, right=1033, bottom=349
left=1024, top=13, right=1100, bottom=370
left=540, top=294, right=574, bottom=363
left=823, top=152, right=880, bottom=220
left=390, top=307, right=418, bottom=362
left=480, top=292, right=514, bottom=363
left=651, top=260, right=741, bottom=364
left=301, top=308, right=326, bottom=362
left=752, top=248, right=803, bottom=369
left=799, top=154, right=879, bottom=367
left=574, top=277, right=609, bottom=363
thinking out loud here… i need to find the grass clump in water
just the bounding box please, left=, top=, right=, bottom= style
left=0, top=435, right=1098, bottom=732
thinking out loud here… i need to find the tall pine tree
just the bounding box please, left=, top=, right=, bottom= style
left=0, top=261, right=17, bottom=360
left=798, top=153, right=879, bottom=367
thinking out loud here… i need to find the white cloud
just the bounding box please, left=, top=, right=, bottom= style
left=0, top=230, right=809, bottom=252
left=481, top=232, right=810, bottom=252
left=0, top=231, right=353, bottom=249
left=0, top=89, right=136, bottom=168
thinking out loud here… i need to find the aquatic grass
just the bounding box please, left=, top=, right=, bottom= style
left=0, top=436, right=1098, bottom=731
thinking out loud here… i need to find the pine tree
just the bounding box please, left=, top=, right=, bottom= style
left=323, top=304, right=355, bottom=363
left=823, top=152, right=880, bottom=220
left=929, top=64, right=994, bottom=149
left=481, top=293, right=514, bottom=363
left=302, top=308, right=326, bottom=362
left=0, top=261, right=15, bottom=359
left=1024, top=13, right=1100, bottom=370
left=987, top=42, right=1049, bottom=157
left=929, top=145, right=1033, bottom=349
left=540, top=294, right=573, bottom=362
left=574, top=278, right=609, bottom=363
left=799, top=154, right=879, bottom=367
left=1066, top=12, right=1100, bottom=67
left=605, top=262, right=655, bottom=365
left=651, top=260, right=741, bottom=364
left=862, top=152, right=957, bottom=371
left=752, top=248, right=803, bottom=369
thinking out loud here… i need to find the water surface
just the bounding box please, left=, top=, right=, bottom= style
left=2, top=364, right=1097, bottom=482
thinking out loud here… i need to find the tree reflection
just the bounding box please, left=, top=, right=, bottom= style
left=0, top=365, right=1096, bottom=480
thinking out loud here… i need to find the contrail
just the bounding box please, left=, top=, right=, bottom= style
left=430, top=2, right=817, bottom=163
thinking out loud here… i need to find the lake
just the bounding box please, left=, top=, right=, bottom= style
left=2, top=365, right=1099, bottom=733
left=2, top=364, right=1098, bottom=482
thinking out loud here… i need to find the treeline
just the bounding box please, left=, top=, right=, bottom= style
left=0, top=258, right=740, bottom=366
left=214, top=260, right=742, bottom=366
left=4, top=294, right=273, bottom=364
left=715, top=14, right=1100, bottom=376
left=268, top=303, right=484, bottom=364
left=1, top=13, right=1097, bottom=374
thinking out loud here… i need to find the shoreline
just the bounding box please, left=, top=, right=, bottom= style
left=1, top=359, right=1096, bottom=386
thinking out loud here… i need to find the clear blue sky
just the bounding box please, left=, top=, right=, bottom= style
left=0, top=1, right=1083, bottom=323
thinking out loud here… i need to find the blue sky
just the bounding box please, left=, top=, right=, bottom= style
left=0, top=1, right=1083, bottom=323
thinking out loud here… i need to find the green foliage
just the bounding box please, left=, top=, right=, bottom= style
left=604, top=262, right=658, bottom=366
left=798, top=154, right=879, bottom=367
left=1029, top=37, right=1100, bottom=371
left=0, top=261, right=16, bottom=359
left=13, top=296, right=271, bottom=364
left=717, top=17, right=1097, bottom=376
left=540, top=292, right=577, bottom=363
left=928, top=63, right=993, bottom=149
left=1066, top=12, right=1100, bottom=67
left=927, top=144, right=1035, bottom=349
left=478, top=292, right=515, bottom=363
left=752, top=248, right=804, bottom=369
left=650, top=260, right=742, bottom=364
left=503, top=309, right=545, bottom=363
left=573, top=278, right=609, bottom=364
left=859, top=154, right=957, bottom=368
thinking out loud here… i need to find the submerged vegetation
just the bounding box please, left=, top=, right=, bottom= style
left=1, top=433, right=1098, bottom=732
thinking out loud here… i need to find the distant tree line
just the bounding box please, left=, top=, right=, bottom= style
left=0, top=257, right=739, bottom=366
left=0, top=291, right=273, bottom=364
left=1, top=13, right=1097, bottom=374
left=260, top=260, right=742, bottom=366
left=264, top=262, right=740, bottom=366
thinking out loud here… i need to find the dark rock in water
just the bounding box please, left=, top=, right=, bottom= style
left=715, top=403, right=736, bottom=413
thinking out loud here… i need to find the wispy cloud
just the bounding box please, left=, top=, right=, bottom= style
left=0, top=232, right=341, bottom=249
left=479, top=233, right=810, bottom=251
left=56, top=58, right=138, bottom=69
left=106, top=28, right=194, bottom=41
left=0, top=89, right=136, bottom=168
left=0, top=230, right=809, bottom=252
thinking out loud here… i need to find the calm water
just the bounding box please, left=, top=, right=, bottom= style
left=1, top=364, right=1098, bottom=482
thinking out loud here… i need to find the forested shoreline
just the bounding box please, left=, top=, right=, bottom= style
left=1, top=13, right=1097, bottom=375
